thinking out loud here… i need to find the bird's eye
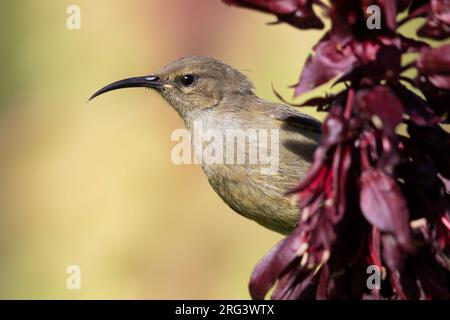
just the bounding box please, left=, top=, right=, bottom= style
left=180, top=74, right=197, bottom=87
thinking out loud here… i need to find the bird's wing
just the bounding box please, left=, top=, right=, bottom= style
left=270, top=104, right=322, bottom=176
left=273, top=105, right=322, bottom=134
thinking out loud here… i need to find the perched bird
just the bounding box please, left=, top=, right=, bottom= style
left=90, top=56, right=321, bottom=234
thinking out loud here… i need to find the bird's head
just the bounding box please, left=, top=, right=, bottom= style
left=89, top=56, right=254, bottom=118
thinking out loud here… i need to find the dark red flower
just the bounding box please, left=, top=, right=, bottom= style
left=223, top=0, right=450, bottom=300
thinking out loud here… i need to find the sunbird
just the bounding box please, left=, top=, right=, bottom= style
left=90, top=56, right=321, bottom=234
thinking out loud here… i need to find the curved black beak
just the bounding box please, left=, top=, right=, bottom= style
left=89, top=75, right=162, bottom=101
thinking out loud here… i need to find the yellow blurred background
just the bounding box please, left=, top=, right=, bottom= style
left=0, top=1, right=426, bottom=299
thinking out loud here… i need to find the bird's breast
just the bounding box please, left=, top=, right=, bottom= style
left=184, top=108, right=319, bottom=234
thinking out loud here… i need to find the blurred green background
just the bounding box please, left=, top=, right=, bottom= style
left=0, top=1, right=427, bottom=299
left=0, top=0, right=324, bottom=299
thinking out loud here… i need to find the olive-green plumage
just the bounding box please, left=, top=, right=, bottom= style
left=90, top=56, right=321, bottom=234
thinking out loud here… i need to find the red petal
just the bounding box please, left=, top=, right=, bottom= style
left=294, top=35, right=357, bottom=96
left=417, top=44, right=450, bottom=89
left=359, top=168, right=412, bottom=251
left=249, top=239, right=286, bottom=299
left=359, top=86, right=404, bottom=134
left=223, top=0, right=323, bottom=29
